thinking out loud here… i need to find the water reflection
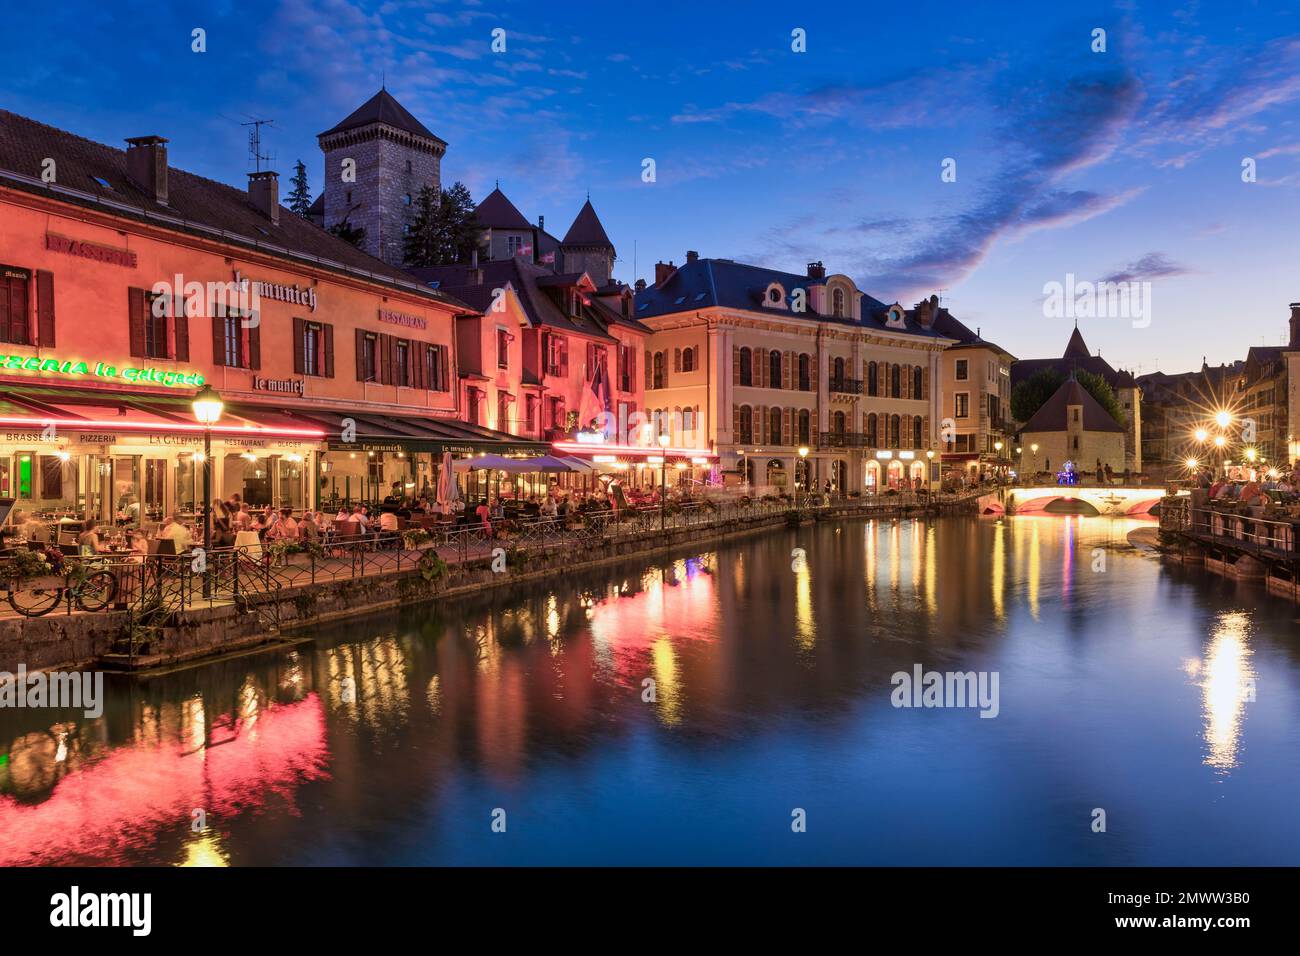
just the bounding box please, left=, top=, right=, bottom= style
left=2, top=516, right=1298, bottom=865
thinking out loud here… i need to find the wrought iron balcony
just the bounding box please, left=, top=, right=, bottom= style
left=818, top=431, right=869, bottom=447
left=828, top=377, right=864, bottom=394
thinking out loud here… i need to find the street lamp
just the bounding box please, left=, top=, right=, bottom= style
left=658, top=432, right=671, bottom=531
left=925, top=448, right=935, bottom=497
left=191, top=384, right=223, bottom=598
left=798, top=446, right=809, bottom=507
left=1030, top=442, right=1039, bottom=477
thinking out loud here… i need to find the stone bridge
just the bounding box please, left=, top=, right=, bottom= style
left=980, top=485, right=1182, bottom=517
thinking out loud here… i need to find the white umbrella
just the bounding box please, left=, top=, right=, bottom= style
left=436, top=451, right=461, bottom=508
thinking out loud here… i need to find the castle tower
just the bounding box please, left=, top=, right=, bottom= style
left=560, top=198, right=615, bottom=286
left=318, top=88, right=446, bottom=266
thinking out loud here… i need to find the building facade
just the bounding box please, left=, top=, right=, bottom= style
left=1016, top=376, right=1126, bottom=477
left=0, top=109, right=534, bottom=523
left=634, top=256, right=953, bottom=494
left=930, top=305, right=1017, bottom=481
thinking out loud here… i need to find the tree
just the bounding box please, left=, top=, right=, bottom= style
left=287, top=160, right=313, bottom=217
left=403, top=182, right=480, bottom=267
left=327, top=218, right=366, bottom=248
left=1011, top=367, right=1125, bottom=426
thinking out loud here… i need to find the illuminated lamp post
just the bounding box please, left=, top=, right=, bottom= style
left=1030, top=443, right=1039, bottom=476
left=659, top=432, right=671, bottom=531
left=191, top=384, right=224, bottom=598
left=925, top=448, right=935, bottom=497
left=994, top=440, right=1004, bottom=483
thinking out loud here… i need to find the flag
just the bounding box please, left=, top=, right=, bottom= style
left=580, top=359, right=612, bottom=434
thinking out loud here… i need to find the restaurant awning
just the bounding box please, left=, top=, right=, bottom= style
left=267, top=406, right=548, bottom=456
left=452, top=454, right=592, bottom=473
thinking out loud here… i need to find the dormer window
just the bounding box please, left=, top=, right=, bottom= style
left=763, top=282, right=786, bottom=309
left=886, top=306, right=905, bottom=328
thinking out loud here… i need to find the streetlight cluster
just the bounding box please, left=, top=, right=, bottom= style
left=1186, top=409, right=1262, bottom=479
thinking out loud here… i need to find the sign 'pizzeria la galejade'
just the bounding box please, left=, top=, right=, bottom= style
left=0, top=351, right=205, bottom=388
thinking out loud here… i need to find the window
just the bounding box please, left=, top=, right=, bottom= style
left=769, top=350, right=782, bottom=388
left=497, top=328, right=510, bottom=369
left=361, top=333, right=379, bottom=383
left=144, top=294, right=169, bottom=359
left=303, top=322, right=320, bottom=375
left=891, top=364, right=901, bottom=398
left=955, top=393, right=969, bottom=419
left=798, top=409, right=811, bottom=445
left=739, top=406, right=753, bottom=444
left=1072, top=407, right=1080, bottom=423
left=739, top=347, right=752, bottom=386
left=867, top=413, right=878, bottom=447
left=467, top=389, right=481, bottom=425
left=832, top=287, right=846, bottom=318
left=770, top=407, right=783, bottom=445
left=406, top=160, right=413, bottom=174
left=404, top=193, right=412, bottom=206
left=1, top=267, right=30, bottom=344
left=913, top=417, right=923, bottom=448
left=890, top=414, right=901, bottom=448
left=798, top=353, right=810, bottom=391
left=526, top=395, right=538, bottom=432
left=498, top=393, right=512, bottom=432
left=832, top=411, right=846, bottom=436
left=546, top=334, right=568, bottom=376
left=346, top=190, right=353, bottom=205
left=913, top=366, right=923, bottom=398
left=868, top=362, right=878, bottom=397
left=424, top=345, right=448, bottom=391
left=653, top=351, right=666, bottom=389
left=682, top=346, right=696, bottom=372
left=395, top=340, right=410, bottom=387
left=223, top=315, right=242, bottom=367
left=955, top=359, right=968, bottom=381
left=508, top=235, right=523, bottom=257
left=618, top=345, right=635, bottom=391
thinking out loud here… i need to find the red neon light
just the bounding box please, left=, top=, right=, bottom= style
left=551, top=440, right=716, bottom=459
left=0, top=416, right=325, bottom=439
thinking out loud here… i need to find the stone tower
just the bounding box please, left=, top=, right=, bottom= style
left=560, top=198, right=616, bottom=286
left=317, top=88, right=446, bottom=266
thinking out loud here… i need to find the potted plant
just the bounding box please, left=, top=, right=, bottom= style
left=267, top=540, right=303, bottom=567
left=402, top=527, right=432, bottom=550
left=7, top=549, right=54, bottom=582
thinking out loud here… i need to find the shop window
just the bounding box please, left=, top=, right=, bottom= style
left=39, top=455, right=63, bottom=500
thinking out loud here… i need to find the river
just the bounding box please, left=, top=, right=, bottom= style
left=2, top=514, right=1298, bottom=866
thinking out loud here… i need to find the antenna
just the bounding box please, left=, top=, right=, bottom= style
left=241, top=118, right=275, bottom=173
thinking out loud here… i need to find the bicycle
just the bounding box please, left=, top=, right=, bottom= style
left=3, top=558, right=119, bottom=617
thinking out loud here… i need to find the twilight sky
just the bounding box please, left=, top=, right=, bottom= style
left=3, top=0, right=1299, bottom=374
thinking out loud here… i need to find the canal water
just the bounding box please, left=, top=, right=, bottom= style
left=3, top=515, right=1298, bottom=866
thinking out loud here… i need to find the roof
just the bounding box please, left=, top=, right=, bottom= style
left=408, top=258, right=648, bottom=340
left=633, top=257, right=947, bottom=339
left=561, top=199, right=614, bottom=249
left=318, top=89, right=444, bottom=144
left=1011, top=327, right=1135, bottom=388
left=475, top=188, right=533, bottom=230
left=1021, top=376, right=1125, bottom=434
left=0, top=109, right=468, bottom=309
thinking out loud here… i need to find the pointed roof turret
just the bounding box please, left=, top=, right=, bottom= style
left=475, top=187, right=533, bottom=230
left=561, top=198, right=614, bottom=250
left=1063, top=326, right=1091, bottom=360
left=319, top=89, right=445, bottom=145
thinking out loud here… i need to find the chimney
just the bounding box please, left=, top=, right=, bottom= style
left=916, top=294, right=939, bottom=329
left=685, top=250, right=699, bottom=263
left=634, top=278, right=647, bottom=293
left=655, top=260, right=676, bottom=286
left=806, top=261, right=825, bottom=280
left=247, top=171, right=280, bottom=225
left=538, top=215, right=545, bottom=231
left=1290, top=301, right=1300, bottom=348
left=124, top=135, right=169, bottom=204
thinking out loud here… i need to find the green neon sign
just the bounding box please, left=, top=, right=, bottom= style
left=0, top=353, right=205, bottom=389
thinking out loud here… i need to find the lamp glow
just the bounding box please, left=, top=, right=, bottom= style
left=191, top=384, right=224, bottom=425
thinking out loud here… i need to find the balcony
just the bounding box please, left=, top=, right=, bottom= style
left=828, top=377, right=864, bottom=395
left=819, top=431, right=869, bottom=448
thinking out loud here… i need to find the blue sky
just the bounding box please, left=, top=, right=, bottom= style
left=3, top=0, right=1300, bottom=373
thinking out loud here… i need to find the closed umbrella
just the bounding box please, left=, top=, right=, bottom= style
left=436, top=451, right=460, bottom=509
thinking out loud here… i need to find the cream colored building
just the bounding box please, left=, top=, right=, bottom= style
left=930, top=307, right=1017, bottom=482
left=1017, top=376, right=1126, bottom=478
left=634, top=256, right=954, bottom=493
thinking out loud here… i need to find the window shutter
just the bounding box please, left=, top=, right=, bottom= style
left=324, top=323, right=335, bottom=378
left=627, top=349, right=636, bottom=391
left=413, top=342, right=425, bottom=390
left=617, top=345, right=625, bottom=385
left=211, top=315, right=225, bottom=367
left=292, top=317, right=305, bottom=373
left=440, top=346, right=450, bottom=391
left=922, top=366, right=929, bottom=400
left=35, top=270, right=55, bottom=347
left=380, top=334, right=394, bottom=385
left=673, top=347, right=682, bottom=372
left=811, top=357, right=818, bottom=394
left=173, top=298, right=189, bottom=362
left=783, top=407, right=792, bottom=445
left=355, top=330, right=367, bottom=381
left=127, top=287, right=145, bottom=357
left=248, top=321, right=261, bottom=370
left=732, top=346, right=740, bottom=386
left=784, top=351, right=793, bottom=390
left=644, top=350, right=652, bottom=389
left=586, top=342, right=595, bottom=380
left=560, top=338, right=569, bottom=375
left=732, top=404, right=740, bottom=441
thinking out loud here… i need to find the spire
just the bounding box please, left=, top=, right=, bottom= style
left=1063, top=326, right=1091, bottom=360
left=561, top=198, right=614, bottom=251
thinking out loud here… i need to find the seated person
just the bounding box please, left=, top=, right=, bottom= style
left=77, top=518, right=111, bottom=556
left=158, top=513, right=194, bottom=552
left=378, top=510, right=400, bottom=534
